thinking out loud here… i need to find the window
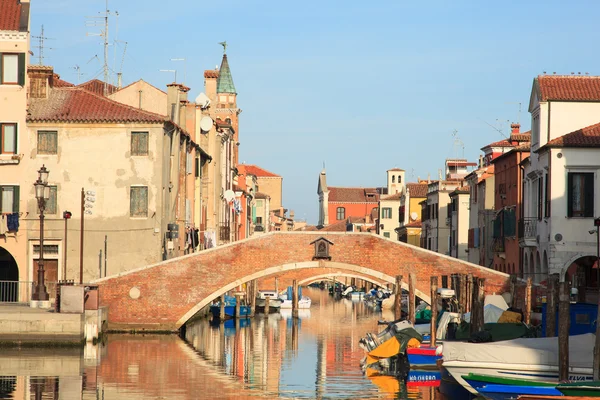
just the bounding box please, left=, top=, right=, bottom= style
left=398, top=175, right=402, bottom=183
left=568, top=172, right=594, bottom=218
left=1, top=123, right=17, bottom=154
left=130, top=186, right=148, bottom=217
left=131, top=131, right=149, bottom=156
left=392, top=176, right=395, bottom=183
left=537, top=178, right=543, bottom=220
left=382, top=207, right=392, bottom=219
left=336, top=207, right=345, bottom=220
left=256, top=216, right=263, bottom=224
left=0, top=186, right=19, bottom=213
left=1, top=53, right=24, bottom=85
left=45, top=186, right=57, bottom=214
left=256, top=199, right=263, bottom=207
left=37, top=131, right=57, bottom=155
left=544, top=173, right=550, bottom=218
left=384, top=232, right=390, bottom=238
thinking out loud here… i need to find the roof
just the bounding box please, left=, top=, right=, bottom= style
left=76, top=79, right=118, bottom=96
left=405, top=219, right=422, bottom=228
left=240, top=164, right=281, bottom=178
left=446, top=159, right=477, bottom=167
left=510, top=131, right=531, bottom=142
left=52, top=74, right=75, bottom=88
left=381, top=192, right=402, bottom=201
left=0, top=0, right=24, bottom=31
left=328, top=187, right=380, bottom=203
left=27, top=87, right=167, bottom=123
left=482, top=139, right=513, bottom=149
left=490, top=142, right=531, bottom=164
left=450, top=186, right=470, bottom=195
left=387, top=168, right=404, bottom=172
left=216, top=54, right=236, bottom=94
left=542, top=122, right=600, bottom=149
left=204, top=70, right=219, bottom=79
left=535, top=75, right=600, bottom=102
left=112, top=79, right=167, bottom=95
left=406, top=183, right=428, bottom=198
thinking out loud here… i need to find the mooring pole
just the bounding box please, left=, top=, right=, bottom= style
left=525, top=277, right=532, bottom=325
left=430, top=276, right=438, bottom=347
left=292, top=279, right=299, bottom=318
left=408, top=273, right=416, bottom=323
left=558, top=281, right=570, bottom=381
left=546, top=274, right=558, bottom=337
left=394, top=275, right=403, bottom=320
left=219, top=296, right=225, bottom=321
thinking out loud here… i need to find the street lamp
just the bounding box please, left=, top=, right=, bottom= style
left=33, top=165, right=50, bottom=302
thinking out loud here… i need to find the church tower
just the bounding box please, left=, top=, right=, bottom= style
left=214, top=44, right=240, bottom=166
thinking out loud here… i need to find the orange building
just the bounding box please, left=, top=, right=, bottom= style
left=317, top=169, right=380, bottom=228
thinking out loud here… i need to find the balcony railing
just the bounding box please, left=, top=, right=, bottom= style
left=518, top=218, right=537, bottom=240
left=219, top=223, right=231, bottom=242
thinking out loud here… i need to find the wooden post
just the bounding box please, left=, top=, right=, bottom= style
left=458, top=274, right=466, bottom=314
left=292, top=279, right=299, bottom=318
left=430, top=276, right=438, bottom=347
left=249, top=280, right=256, bottom=317
left=332, top=277, right=336, bottom=295
left=235, top=294, right=241, bottom=319
left=408, top=273, right=416, bottom=323
left=525, top=277, right=532, bottom=325
left=450, top=274, right=456, bottom=291
left=466, top=274, right=473, bottom=313
left=558, top=281, right=570, bottom=381
left=441, top=275, right=448, bottom=289
left=546, top=274, right=558, bottom=337
left=469, top=278, right=480, bottom=335
left=510, top=275, right=518, bottom=308
left=264, top=295, right=270, bottom=317
left=394, top=275, right=403, bottom=320
left=219, top=296, right=225, bottom=320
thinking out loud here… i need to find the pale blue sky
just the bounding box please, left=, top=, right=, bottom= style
left=32, top=0, right=600, bottom=224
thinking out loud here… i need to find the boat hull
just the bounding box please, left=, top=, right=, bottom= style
left=210, top=305, right=251, bottom=319
left=255, top=298, right=282, bottom=311
left=406, top=346, right=441, bottom=369
left=477, top=384, right=562, bottom=400
left=279, top=297, right=311, bottom=309
left=462, top=373, right=556, bottom=393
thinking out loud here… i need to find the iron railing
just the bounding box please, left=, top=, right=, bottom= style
left=518, top=217, right=537, bottom=240
left=0, top=281, right=58, bottom=304
left=219, top=223, right=231, bottom=242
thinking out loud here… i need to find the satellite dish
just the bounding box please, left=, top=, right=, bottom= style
left=200, top=116, right=213, bottom=132
left=195, top=92, right=211, bottom=108
left=224, top=190, right=235, bottom=202
left=410, top=212, right=418, bottom=221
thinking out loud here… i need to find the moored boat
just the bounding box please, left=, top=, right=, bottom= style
left=209, top=295, right=252, bottom=319
left=406, top=345, right=441, bottom=369
left=557, top=381, right=600, bottom=397
left=255, top=290, right=283, bottom=312
left=477, top=384, right=562, bottom=400
left=461, top=372, right=556, bottom=393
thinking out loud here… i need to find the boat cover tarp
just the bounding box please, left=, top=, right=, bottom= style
left=484, top=294, right=509, bottom=310
left=443, top=333, right=595, bottom=369
left=462, top=304, right=506, bottom=323
left=454, top=322, right=531, bottom=342
left=368, top=336, right=400, bottom=359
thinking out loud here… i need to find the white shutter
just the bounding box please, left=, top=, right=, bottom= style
left=185, top=199, right=191, bottom=223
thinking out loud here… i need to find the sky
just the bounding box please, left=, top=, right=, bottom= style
left=31, top=0, right=600, bottom=224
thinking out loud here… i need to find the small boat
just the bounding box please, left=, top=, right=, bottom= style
left=442, top=333, right=596, bottom=394
left=557, top=381, right=600, bottom=397
left=347, top=291, right=365, bottom=300
left=477, top=384, right=562, bottom=400
left=210, top=295, right=251, bottom=319
left=461, top=373, right=556, bottom=393
left=279, top=295, right=311, bottom=309
left=406, top=345, right=441, bottom=369
left=255, top=290, right=283, bottom=312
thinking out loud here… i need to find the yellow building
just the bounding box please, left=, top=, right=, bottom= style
left=395, top=182, right=427, bottom=245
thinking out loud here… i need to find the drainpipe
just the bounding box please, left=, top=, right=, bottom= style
left=519, top=157, right=525, bottom=278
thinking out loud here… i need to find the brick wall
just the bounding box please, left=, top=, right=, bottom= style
left=96, top=232, right=510, bottom=331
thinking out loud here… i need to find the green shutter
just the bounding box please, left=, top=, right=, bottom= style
left=0, top=53, right=3, bottom=83
left=12, top=186, right=19, bottom=213
left=567, top=173, right=574, bottom=218
left=585, top=173, right=594, bottom=218
left=18, top=53, right=25, bottom=86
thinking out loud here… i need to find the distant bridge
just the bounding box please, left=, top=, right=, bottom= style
left=96, top=232, right=510, bottom=331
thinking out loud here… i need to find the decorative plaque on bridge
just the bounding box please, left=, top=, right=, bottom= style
left=310, top=237, right=334, bottom=260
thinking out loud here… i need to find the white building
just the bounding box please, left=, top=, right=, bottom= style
left=522, top=74, right=600, bottom=296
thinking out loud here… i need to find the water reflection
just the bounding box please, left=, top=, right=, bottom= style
left=0, top=288, right=447, bottom=399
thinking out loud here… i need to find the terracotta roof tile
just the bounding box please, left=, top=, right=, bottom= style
left=240, top=164, right=280, bottom=178
left=254, top=191, right=270, bottom=199
left=483, top=139, right=513, bottom=148
left=537, top=75, right=600, bottom=102
left=52, top=74, right=74, bottom=88
left=543, top=122, right=600, bottom=149
left=27, top=87, right=166, bottom=123
left=406, top=183, right=428, bottom=198
left=76, top=79, right=118, bottom=96
left=405, top=219, right=422, bottom=228
left=113, top=79, right=167, bottom=95
left=510, top=131, right=531, bottom=142
left=204, top=70, right=219, bottom=79
left=381, top=192, right=402, bottom=201
left=328, top=187, right=379, bottom=203
left=387, top=168, right=404, bottom=171
left=0, top=0, right=21, bottom=31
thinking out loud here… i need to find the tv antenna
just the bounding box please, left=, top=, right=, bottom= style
left=159, top=69, right=177, bottom=83
left=505, top=102, right=522, bottom=126
left=171, top=58, right=186, bottom=84
left=451, top=129, right=465, bottom=159
left=72, top=65, right=85, bottom=84
left=86, top=0, right=116, bottom=95
left=31, top=25, right=54, bottom=66
left=480, top=118, right=510, bottom=139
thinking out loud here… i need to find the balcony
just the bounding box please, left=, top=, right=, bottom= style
left=219, top=223, right=231, bottom=243
left=518, top=218, right=537, bottom=247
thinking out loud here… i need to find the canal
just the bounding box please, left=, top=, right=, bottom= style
left=1, top=287, right=448, bottom=399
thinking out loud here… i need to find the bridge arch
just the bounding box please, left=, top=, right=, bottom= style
left=175, top=261, right=431, bottom=328
left=298, top=273, right=386, bottom=288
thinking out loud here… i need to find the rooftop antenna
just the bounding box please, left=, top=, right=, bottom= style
left=72, top=65, right=85, bottom=84
left=410, top=168, right=416, bottom=181
left=451, top=129, right=465, bottom=159
left=86, top=0, right=116, bottom=96
left=505, top=102, right=522, bottom=126
left=171, top=58, right=186, bottom=84
left=479, top=118, right=510, bottom=139
left=159, top=69, right=177, bottom=83
left=31, top=25, right=54, bottom=66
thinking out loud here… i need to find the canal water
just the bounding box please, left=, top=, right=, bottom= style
left=1, top=288, right=451, bottom=399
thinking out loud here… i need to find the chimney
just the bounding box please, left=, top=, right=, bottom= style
left=289, top=210, right=295, bottom=219
left=204, top=69, right=218, bottom=102
left=166, top=83, right=182, bottom=122
left=511, top=123, right=520, bottom=134
left=28, top=65, right=53, bottom=99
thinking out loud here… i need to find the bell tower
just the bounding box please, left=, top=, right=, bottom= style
left=215, top=42, right=240, bottom=165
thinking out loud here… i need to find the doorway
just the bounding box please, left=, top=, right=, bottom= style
left=0, top=247, right=19, bottom=302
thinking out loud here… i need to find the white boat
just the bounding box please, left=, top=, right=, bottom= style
left=441, top=333, right=595, bottom=394
left=279, top=295, right=311, bottom=309
left=347, top=291, right=365, bottom=300
left=255, top=290, right=283, bottom=311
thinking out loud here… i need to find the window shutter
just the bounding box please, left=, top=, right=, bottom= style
left=12, top=185, right=19, bottom=213
left=585, top=173, right=595, bottom=217
left=18, top=53, right=25, bottom=86
left=567, top=173, right=574, bottom=218
left=0, top=53, right=3, bottom=83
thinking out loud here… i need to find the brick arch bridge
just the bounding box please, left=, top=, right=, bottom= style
left=96, top=232, right=510, bottom=331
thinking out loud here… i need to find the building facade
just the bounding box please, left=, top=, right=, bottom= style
left=396, top=182, right=427, bottom=245
left=448, top=187, right=470, bottom=261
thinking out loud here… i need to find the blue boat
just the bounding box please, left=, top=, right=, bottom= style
left=210, top=295, right=251, bottom=319
left=477, top=384, right=562, bottom=400
left=406, top=346, right=441, bottom=368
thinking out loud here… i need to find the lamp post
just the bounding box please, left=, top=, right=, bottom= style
left=33, top=165, right=50, bottom=302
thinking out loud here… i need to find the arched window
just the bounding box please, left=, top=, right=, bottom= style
left=336, top=207, right=345, bottom=220
left=392, top=176, right=395, bottom=183
left=398, top=175, right=402, bottom=183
